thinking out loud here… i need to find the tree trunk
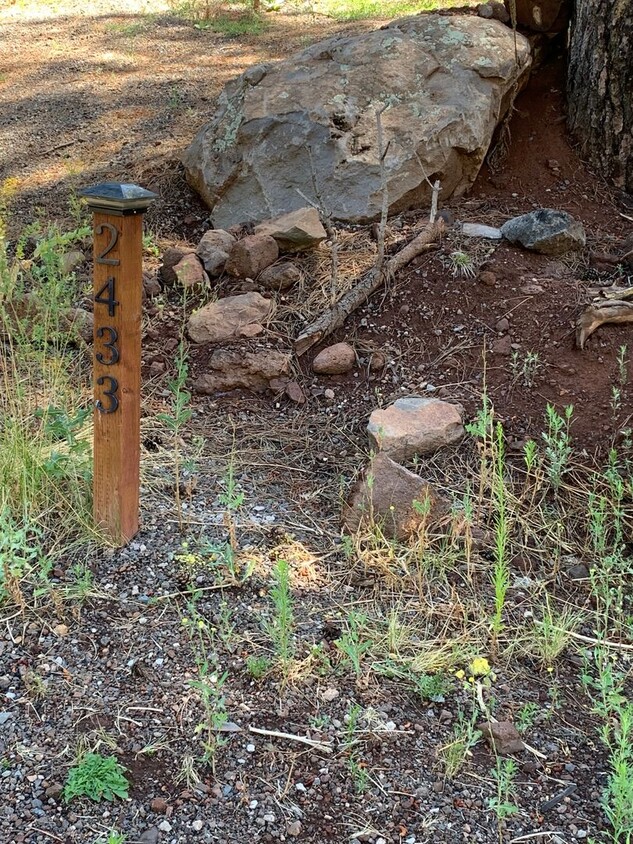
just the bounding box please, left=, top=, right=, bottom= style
left=567, top=0, right=633, bottom=193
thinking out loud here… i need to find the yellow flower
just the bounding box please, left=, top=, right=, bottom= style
left=197, top=620, right=205, bottom=629
left=455, top=669, right=465, bottom=680
left=468, top=657, right=491, bottom=677
left=181, top=617, right=190, bottom=625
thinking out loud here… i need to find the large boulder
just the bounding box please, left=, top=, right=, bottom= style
left=183, top=14, right=531, bottom=227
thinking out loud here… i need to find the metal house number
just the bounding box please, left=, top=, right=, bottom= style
left=94, top=223, right=120, bottom=414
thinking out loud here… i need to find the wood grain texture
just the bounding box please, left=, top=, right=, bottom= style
left=92, top=212, right=143, bottom=545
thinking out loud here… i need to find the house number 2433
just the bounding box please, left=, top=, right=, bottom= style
left=94, top=223, right=120, bottom=414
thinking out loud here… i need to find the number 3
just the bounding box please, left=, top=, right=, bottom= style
left=95, top=376, right=119, bottom=414
left=96, top=326, right=119, bottom=365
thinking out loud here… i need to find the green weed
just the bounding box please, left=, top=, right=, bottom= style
left=64, top=753, right=129, bottom=803
left=263, top=559, right=295, bottom=676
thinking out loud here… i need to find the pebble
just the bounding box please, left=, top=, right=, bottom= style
left=158, top=820, right=172, bottom=832
left=0, top=712, right=12, bottom=725
left=287, top=820, right=302, bottom=837
left=246, top=743, right=256, bottom=752
left=263, top=813, right=275, bottom=823
left=192, top=820, right=204, bottom=832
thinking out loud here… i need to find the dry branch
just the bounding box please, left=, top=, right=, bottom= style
left=248, top=725, right=333, bottom=753
left=295, top=218, right=444, bottom=356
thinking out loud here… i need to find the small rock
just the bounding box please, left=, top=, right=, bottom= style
left=369, top=350, right=386, bottom=371
left=258, top=262, right=302, bottom=291
left=479, top=270, right=497, bottom=287
left=151, top=797, right=169, bottom=814
left=490, top=1, right=510, bottom=22
left=285, top=380, right=306, bottom=404
left=173, top=253, right=209, bottom=289
left=192, top=820, right=204, bottom=832
left=263, top=813, right=276, bottom=823
left=53, top=624, right=69, bottom=637
left=60, top=250, right=85, bottom=275
left=63, top=308, right=94, bottom=343
left=324, top=388, right=335, bottom=400
left=160, top=247, right=192, bottom=285
left=313, top=342, right=356, bottom=375
left=461, top=222, right=502, bottom=238
left=496, top=317, right=510, bottom=333
left=246, top=743, right=256, bottom=753
left=0, top=712, right=12, bottom=726
left=45, top=783, right=63, bottom=800
left=567, top=563, right=589, bottom=581
left=478, top=720, right=525, bottom=755
left=343, top=452, right=448, bottom=540
left=492, top=335, right=512, bottom=356
left=188, top=292, right=272, bottom=344
left=501, top=208, right=586, bottom=255
left=196, top=229, right=236, bottom=276
left=255, top=207, right=327, bottom=252
left=367, top=396, right=465, bottom=461
left=521, top=283, right=545, bottom=294
left=139, top=829, right=160, bottom=844
left=287, top=820, right=302, bottom=837
left=225, top=235, right=279, bottom=278
left=158, top=820, right=172, bottom=833
left=322, top=688, right=339, bottom=702
left=149, top=360, right=166, bottom=377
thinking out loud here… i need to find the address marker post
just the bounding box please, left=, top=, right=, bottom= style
left=79, top=183, right=157, bottom=546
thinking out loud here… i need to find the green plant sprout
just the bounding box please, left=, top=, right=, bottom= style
left=64, top=753, right=129, bottom=802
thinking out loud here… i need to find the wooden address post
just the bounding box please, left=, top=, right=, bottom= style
left=79, top=182, right=157, bottom=546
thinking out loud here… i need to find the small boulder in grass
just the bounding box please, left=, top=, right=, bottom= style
left=312, top=342, right=356, bottom=375
left=478, top=721, right=525, bottom=755
left=225, top=234, right=279, bottom=278
left=342, top=453, right=448, bottom=540
left=254, top=207, right=327, bottom=252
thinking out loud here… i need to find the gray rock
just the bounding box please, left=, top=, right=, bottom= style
left=0, top=712, right=12, bottom=726
left=187, top=292, right=273, bottom=343
left=461, top=222, right=503, bottom=239
left=367, top=397, right=465, bottom=461
left=258, top=262, right=302, bottom=291
left=139, top=828, right=160, bottom=844
left=60, top=250, right=85, bottom=275
left=196, top=229, right=236, bottom=276
left=183, top=15, right=531, bottom=226
left=193, top=348, right=291, bottom=394
left=501, top=208, right=586, bottom=255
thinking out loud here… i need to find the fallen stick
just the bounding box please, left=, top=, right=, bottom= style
left=248, top=725, right=333, bottom=753
left=576, top=299, right=633, bottom=349
left=295, top=218, right=444, bottom=356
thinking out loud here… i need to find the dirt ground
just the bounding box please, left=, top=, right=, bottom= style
left=2, top=3, right=633, bottom=844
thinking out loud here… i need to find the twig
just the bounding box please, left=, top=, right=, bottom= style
left=429, top=179, right=441, bottom=225
left=375, top=104, right=390, bottom=278
left=248, top=725, right=333, bottom=753
left=295, top=218, right=444, bottom=355
left=509, top=833, right=566, bottom=843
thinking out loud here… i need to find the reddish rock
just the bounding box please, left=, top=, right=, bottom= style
left=187, top=293, right=272, bottom=344
left=479, top=270, right=497, bottom=287
left=367, top=397, right=465, bottom=461
left=225, top=235, right=279, bottom=278
left=173, top=253, right=209, bottom=289
left=479, top=720, right=525, bottom=755
left=285, top=381, right=306, bottom=404
left=492, top=335, right=512, bottom=356
left=343, top=453, right=448, bottom=540
left=160, top=246, right=193, bottom=285
left=193, top=348, right=291, bottom=394
left=150, top=797, right=169, bottom=814
left=312, top=342, right=356, bottom=375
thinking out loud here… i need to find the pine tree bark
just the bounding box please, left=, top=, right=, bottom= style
left=567, top=0, right=632, bottom=193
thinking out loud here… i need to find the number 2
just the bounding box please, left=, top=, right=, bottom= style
left=95, top=223, right=119, bottom=266
left=95, top=376, right=119, bottom=414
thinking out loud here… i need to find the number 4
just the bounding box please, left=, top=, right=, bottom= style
left=94, top=277, right=119, bottom=317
